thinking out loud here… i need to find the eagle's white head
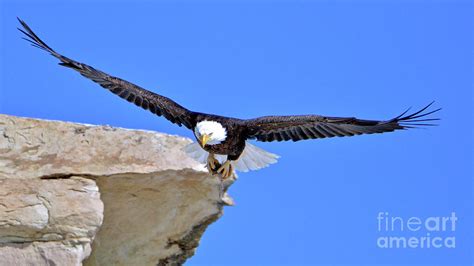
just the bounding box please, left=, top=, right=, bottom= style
left=194, top=120, right=227, bottom=147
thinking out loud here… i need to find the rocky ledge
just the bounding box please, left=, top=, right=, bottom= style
left=0, top=114, right=234, bottom=265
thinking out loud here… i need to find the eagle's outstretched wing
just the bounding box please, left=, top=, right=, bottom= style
left=244, top=103, right=440, bottom=142
left=18, top=18, right=196, bottom=129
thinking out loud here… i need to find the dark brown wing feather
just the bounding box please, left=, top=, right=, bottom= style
left=18, top=18, right=196, bottom=129
left=245, top=103, right=441, bottom=142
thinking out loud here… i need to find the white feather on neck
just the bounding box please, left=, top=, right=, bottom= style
left=194, top=120, right=227, bottom=145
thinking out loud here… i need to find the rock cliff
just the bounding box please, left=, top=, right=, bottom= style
left=0, top=114, right=234, bottom=265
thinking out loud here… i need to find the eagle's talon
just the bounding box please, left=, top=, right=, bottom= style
left=217, top=160, right=234, bottom=179
left=207, top=153, right=220, bottom=175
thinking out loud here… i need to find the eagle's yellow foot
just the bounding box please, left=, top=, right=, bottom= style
left=207, top=153, right=220, bottom=175
left=217, top=160, right=234, bottom=179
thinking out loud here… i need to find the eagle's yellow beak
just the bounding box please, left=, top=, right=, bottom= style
left=200, top=134, right=210, bottom=147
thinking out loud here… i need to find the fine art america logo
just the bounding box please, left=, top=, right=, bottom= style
left=376, top=212, right=457, bottom=249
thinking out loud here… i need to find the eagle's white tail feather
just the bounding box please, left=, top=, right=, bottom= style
left=183, top=141, right=279, bottom=173
left=233, top=142, right=279, bottom=172
left=183, top=142, right=209, bottom=164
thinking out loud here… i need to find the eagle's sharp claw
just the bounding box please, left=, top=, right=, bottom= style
left=207, top=153, right=220, bottom=175
left=207, top=155, right=234, bottom=179
left=217, top=160, right=234, bottom=179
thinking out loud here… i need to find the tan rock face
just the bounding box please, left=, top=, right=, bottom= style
left=0, top=177, right=102, bottom=265
left=0, top=115, right=203, bottom=179
left=86, top=170, right=225, bottom=266
left=0, top=114, right=234, bottom=266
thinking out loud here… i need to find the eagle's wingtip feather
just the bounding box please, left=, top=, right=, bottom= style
left=395, top=102, right=441, bottom=129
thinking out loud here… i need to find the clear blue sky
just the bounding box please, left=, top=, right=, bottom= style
left=1, top=1, right=472, bottom=265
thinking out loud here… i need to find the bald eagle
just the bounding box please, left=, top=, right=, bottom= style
left=18, top=19, right=440, bottom=179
